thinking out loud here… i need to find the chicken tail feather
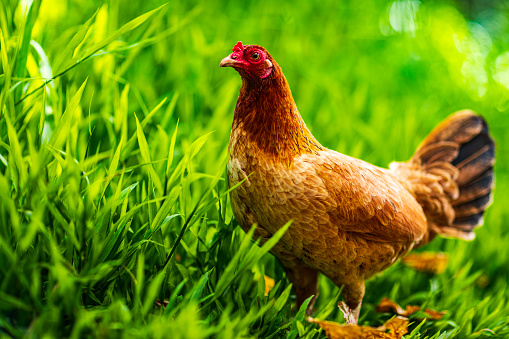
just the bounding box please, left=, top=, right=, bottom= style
left=417, top=110, right=495, bottom=240
left=392, top=110, right=495, bottom=241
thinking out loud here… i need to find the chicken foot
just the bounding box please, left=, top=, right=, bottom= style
left=338, top=281, right=365, bottom=324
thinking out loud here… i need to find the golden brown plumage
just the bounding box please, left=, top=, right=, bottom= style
left=220, top=42, right=495, bottom=324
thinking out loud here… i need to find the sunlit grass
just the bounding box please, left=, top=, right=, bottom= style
left=1, top=0, right=508, bottom=338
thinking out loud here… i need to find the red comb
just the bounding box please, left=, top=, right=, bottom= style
left=233, top=41, right=244, bottom=53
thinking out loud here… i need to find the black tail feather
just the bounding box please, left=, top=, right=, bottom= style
left=450, top=115, right=494, bottom=233
left=452, top=169, right=493, bottom=206
left=412, top=110, right=495, bottom=240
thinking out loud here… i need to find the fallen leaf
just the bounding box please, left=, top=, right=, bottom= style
left=263, top=275, right=275, bottom=295
left=376, top=298, right=406, bottom=315
left=380, top=317, right=409, bottom=339
left=155, top=300, right=169, bottom=309
left=255, top=275, right=275, bottom=295
left=307, top=316, right=408, bottom=339
left=402, top=252, right=448, bottom=274
left=376, top=297, right=446, bottom=320
left=422, top=308, right=447, bottom=320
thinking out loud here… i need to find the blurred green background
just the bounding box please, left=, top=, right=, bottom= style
left=1, top=0, right=508, bottom=337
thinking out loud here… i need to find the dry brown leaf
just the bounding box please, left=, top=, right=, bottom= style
left=255, top=275, right=276, bottom=295
left=423, top=308, right=447, bottom=320
left=402, top=252, right=448, bottom=274
left=155, top=300, right=169, bottom=309
left=263, top=275, right=275, bottom=295
left=307, top=316, right=408, bottom=339
left=376, top=298, right=407, bottom=315
left=376, top=297, right=446, bottom=320
left=380, top=317, right=409, bottom=339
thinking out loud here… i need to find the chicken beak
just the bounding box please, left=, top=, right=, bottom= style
left=220, top=55, right=237, bottom=68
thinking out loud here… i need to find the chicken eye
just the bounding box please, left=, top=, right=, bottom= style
left=251, top=52, right=260, bottom=61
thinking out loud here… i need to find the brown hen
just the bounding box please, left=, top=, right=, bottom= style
left=220, top=41, right=495, bottom=324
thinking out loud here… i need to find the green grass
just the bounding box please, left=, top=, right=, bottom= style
left=1, top=0, right=509, bottom=337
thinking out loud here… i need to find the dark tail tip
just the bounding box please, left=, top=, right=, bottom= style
left=451, top=116, right=495, bottom=235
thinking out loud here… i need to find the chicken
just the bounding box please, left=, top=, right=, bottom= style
left=220, top=41, right=495, bottom=324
